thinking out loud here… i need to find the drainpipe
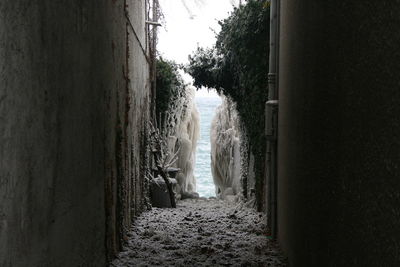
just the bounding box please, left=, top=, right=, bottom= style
left=266, top=0, right=279, bottom=239
left=148, top=0, right=159, bottom=121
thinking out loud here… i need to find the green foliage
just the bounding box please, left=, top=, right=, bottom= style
left=156, top=58, right=186, bottom=125
left=186, top=0, right=270, bottom=206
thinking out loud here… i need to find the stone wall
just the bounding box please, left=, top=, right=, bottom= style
left=277, top=1, right=400, bottom=266
left=0, top=0, right=151, bottom=265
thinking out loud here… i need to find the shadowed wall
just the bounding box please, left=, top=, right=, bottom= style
left=278, top=1, right=400, bottom=266
left=0, top=0, right=150, bottom=265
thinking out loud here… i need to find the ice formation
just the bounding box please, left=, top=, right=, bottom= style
left=210, top=96, right=242, bottom=199
left=164, top=86, right=200, bottom=199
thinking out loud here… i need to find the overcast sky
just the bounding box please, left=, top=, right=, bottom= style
left=158, top=0, right=239, bottom=97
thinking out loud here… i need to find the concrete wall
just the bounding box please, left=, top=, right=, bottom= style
left=277, top=1, right=400, bottom=266
left=105, top=0, right=151, bottom=259
left=0, top=0, right=150, bottom=266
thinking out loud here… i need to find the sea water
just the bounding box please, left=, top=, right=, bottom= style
left=194, top=96, right=222, bottom=197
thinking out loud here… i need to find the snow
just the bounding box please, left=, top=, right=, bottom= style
left=110, top=198, right=287, bottom=267
left=210, top=97, right=242, bottom=199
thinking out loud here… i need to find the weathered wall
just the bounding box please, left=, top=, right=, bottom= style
left=278, top=1, right=400, bottom=266
left=105, top=0, right=151, bottom=259
left=0, top=0, right=150, bottom=266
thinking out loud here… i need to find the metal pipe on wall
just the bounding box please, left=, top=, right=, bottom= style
left=266, top=0, right=279, bottom=239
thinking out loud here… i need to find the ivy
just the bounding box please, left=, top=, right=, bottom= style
left=155, top=58, right=186, bottom=126
left=186, top=0, right=270, bottom=208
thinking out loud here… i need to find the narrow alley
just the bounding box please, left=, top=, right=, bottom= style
left=1, top=0, right=400, bottom=266
left=111, top=198, right=286, bottom=267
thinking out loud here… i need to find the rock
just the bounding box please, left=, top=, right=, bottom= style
left=225, top=195, right=236, bottom=203
left=150, top=177, right=177, bottom=208
left=181, top=191, right=200, bottom=199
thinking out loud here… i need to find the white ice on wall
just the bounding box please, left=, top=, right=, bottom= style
left=165, top=86, right=200, bottom=198
left=210, top=96, right=242, bottom=199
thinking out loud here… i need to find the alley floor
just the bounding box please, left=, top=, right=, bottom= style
left=111, top=198, right=287, bottom=266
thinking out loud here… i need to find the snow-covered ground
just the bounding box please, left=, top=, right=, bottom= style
left=110, top=198, right=287, bottom=266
